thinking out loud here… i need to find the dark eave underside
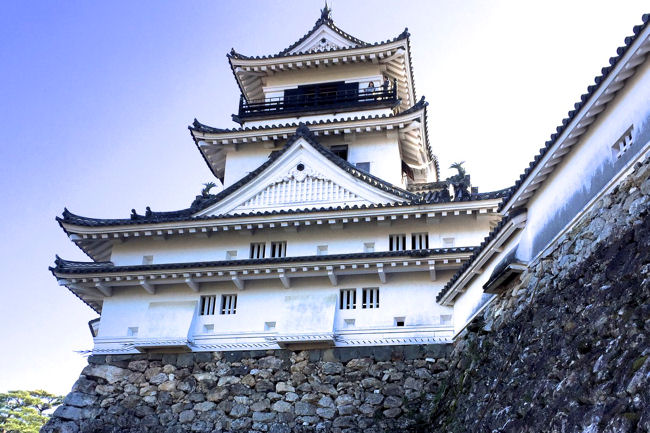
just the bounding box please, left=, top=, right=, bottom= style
left=51, top=246, right=479, bottom=275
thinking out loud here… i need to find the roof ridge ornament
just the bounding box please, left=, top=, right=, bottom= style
left=320, top=2, right=332, bottom=22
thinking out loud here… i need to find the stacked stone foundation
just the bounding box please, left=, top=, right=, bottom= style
left=42, top=345, right=451, bottom=433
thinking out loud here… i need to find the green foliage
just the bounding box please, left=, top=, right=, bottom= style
left=0, top=390, right=63, bottom=433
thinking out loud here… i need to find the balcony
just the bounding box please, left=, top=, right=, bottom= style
left=238, top=80, right=399, bottom=120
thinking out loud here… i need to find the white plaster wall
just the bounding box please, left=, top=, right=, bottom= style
left=98, top=272, right=455, bottom=342
left=518, top=60, right=650, bottom=263
left=452, top=234, right=520, bottom=335
left=222, top=130, right=403, bottom=187
left=109, top=214, right=494, bottom=266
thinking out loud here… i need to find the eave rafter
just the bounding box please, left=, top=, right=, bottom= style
left=229, top=38, right=413, bottom=109
left=54, top=249, right=478, bottom=312
left=61, top=199, right=502, bottom=261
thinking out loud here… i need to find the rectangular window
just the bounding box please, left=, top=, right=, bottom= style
left=411, top=233, right=429, bottom=249
left=364, top=242, right=375, bottom=253
left=362, top=288, right=379, bottom=309
left=339, top=289, right=357, bottom=309
left=270, top=241, right=287, bottom=258
left=330, top=145, right=348, bottom=160
left=442, top=237, right=455, bottom=248
left=394, top=317, right=405, bottom=327
left=355, top=162, right=370, bottom=172
left=200, top=295, right=217, bottom=316
left=250, top=242, right=266, bottom=259
left=220, top=294, right=237, bottom=315
left=389, top=234, right=407, bottom=251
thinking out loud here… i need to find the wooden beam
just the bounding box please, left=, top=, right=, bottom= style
left=278, top=269, right=290, bottom=289
left=230, top=272, right=245, bottom=290
left=138, top=279, right=155, bottom=295
left=185, top=277, right=199, bottom=292
left=377, top=263, right=386, bottom=284
left=95, top=282, right=113, bottom=297
left=327, top=267, right=337, bottom=286
left=428, top=260, right=436, bottom=281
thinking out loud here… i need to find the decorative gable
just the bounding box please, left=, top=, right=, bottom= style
left=193, top=128, right=412, bottom=217
left=288, top=25, right=358, bottom=54
left=236, top=164, right=362, bottom=212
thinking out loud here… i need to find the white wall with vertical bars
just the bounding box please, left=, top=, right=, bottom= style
left=220, top=294, right=237, bottom=315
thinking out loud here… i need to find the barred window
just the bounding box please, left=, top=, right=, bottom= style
left=220, top=294, right=237, bottom=315
left=339, top=289, right=356, bottom=310
left=200, top=295, right=217, bottom=316
left=411, top=233, right=429, bottom=249
left=362, top=288, right=379, bottom=309
left=389, top=234, right=407, bottom=251
left=270, top=241, right=287, bottom=258
left=250, top=242, right=266, bottom=259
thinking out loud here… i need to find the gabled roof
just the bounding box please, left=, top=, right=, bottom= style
left=278, top=5, right=366, bottom=56
left=190, top=98, right=438, bottom=182
left=499, top=13, right=650, bottom=214
left=60, top=125, right=422, bottom=225
left=436, top=13, right=650, bottom=306
left=227, top=5, right=409, bottom=60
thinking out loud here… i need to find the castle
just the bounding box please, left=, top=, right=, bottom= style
left=52, top=5, right=513, bottom=353
left=43, top=7, right=650, bottom=433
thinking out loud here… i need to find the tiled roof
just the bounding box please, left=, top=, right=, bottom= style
left=189, top=97, right=428, bottom=134
left=190, top=97, right=438, bottom=180
left=227, top=12, right=409, bottom=61
left=436, top=207, right=526, bottom=303
left=437, top=13, right=650, bottom=304
left=498, top=13, right=650, bottom=213
left=51, top=246, right=479, bottom=275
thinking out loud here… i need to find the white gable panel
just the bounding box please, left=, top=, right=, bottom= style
left=288, top=25, right=359, bottom=54
left=195, top=137, right=405, bottom=217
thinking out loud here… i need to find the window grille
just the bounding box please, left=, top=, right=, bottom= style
left=612, top=126, right=633, bottom=159
left=200, top=295, right=217, bottom=316
left=270, top=241, right=287, bottom=258
left=250, top=242, right=266, bottom=259
left=362, top=288, right=379, bottom=309
left=339, top=289, right=356, bottom=309
left=220, top=294, right=237, bottom=315
left=389, top=234, right=407, bottom=251
left=411, top=233, right=429, bottom=249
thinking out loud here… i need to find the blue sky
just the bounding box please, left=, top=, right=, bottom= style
left=0, top=1, right=647, bottom=394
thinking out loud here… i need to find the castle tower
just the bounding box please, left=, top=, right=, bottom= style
left=51, top=7, right=507, bottom=354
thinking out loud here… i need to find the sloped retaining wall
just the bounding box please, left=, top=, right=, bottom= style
left=42, top=344, right=451, bottom=433
left=420, top=157, right=650, bottom=432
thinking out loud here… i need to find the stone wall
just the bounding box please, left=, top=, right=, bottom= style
left=43, top=156, right=650, bottom=433
left=418, top=156, right=650, bottom=432
left=42, top=345, right=451, bottom=433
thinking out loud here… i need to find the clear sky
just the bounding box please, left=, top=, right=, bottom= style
left=0, top=0, right=647, bottom=395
